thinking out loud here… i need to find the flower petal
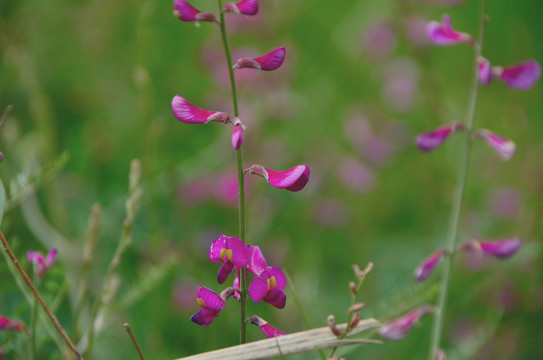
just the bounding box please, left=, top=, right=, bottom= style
left=265, top=165, right=310, bottom=192
left=196, top=285, right=225, bottom=311
left=217, top=262, right=234, bottom=284
left=248, top=276, right=268, bottom=303
left=478, top=57, right=492, bottom=85
left=247, top=246, right=267, bottom=276
left=232, top=120, right=245, bottom=150
left=477, top=129, right=516, bottom=161
left=379, top=306, right=433, bottom=340
left=209, top=235, right=228, bottom=263
left=190, top=307, right=220, bottom=327
left=426, top=14, right=472, bottom=46
left=224, top=0, right=259, bottom=15
left=253, top=47, right=286, bottom=71
left=173, top=0, right=200, bottom=21
left=478, top=238, right=521, bottom=259
left=264, top=266, right=287, bottom=290
left=264, top=289, right=286, bottom=309
left=248, top=315, right=286, bottom=338
left=227, top=236, right=250, bottom=268
left=497, top=60, right=541, bottom=90
left=45, top=247, right=57, bottom=268
left=414, top=249, right=447, bottom=282
left=171, top=95, right=229, bottom=124
left=416, top=122, right=463, bottom=152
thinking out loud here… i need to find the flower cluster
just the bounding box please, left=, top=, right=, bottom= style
left=27, top=247, right=57, bottom=278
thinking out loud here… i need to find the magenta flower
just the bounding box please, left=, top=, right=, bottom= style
left=416, top=122, right=464, bottom=152
left=0, top=315, right=26, bottom=333
left=231, top=118, right=245, bottom=150
left=461, top=238, right=521, bottom=259
left=414, top=249, right=448, bottom=282
left=494, top=60, right=541, bottom=90
left=435, top=349, right=447, bottom=360
left=190, top=286, right=226, bottom=327
left=173, top=0, right=215, bottom=24
left=224, top=0, right=259, bottom=16
left=233, top=46, right=286, bottom=71
left=249, top=266, right=287, bottom=309
left=476, top=129, right=516, bottom=161
left=379, top=306, right=433, bottom=340
left=209, top=235, right=250, bottom=284
left=478, top=56, right=493, bottom=85
left=27, top=247, right=57, bottom=278
left=426, top=14, right=472, bottom=46
left=171, top=95, right=230, bottom=124
left=248, top=315, right=286, bottom=338
left=245, top=164, right=310, bottom=192
left=247, top=245, right=268, bottom=276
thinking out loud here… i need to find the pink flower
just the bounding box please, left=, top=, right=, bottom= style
left=209, top=235, right=250, bottom=284
left=0, top=315, right=26, bottom=333
left=478, top=57, right=493, bottom=85
left=233, top=46, right=286, bottom=71
left=27, top=247, right=57, bottom=278
left=379, top=306, right=433, bottom=340
left=435, top=349, right=447, bottom=360
left=414, top=249, right=448, bottom=282
left=189, top=286, right=226, bottom=327
left=249, top=266, right=287, bottom=309
left=171, top=96, right=230, bottom=124
left=460, top=238, right=521, bottom=259
left=426, top=14, right=472, bottom=46
left=224, top=0, right=259, bottom=16
left=494, top=60, right=541, bottom=90
left=246, top=164, right=310, bottom=192
left=173, top=0, right=215, bottom=24
left=231, top=118, right=245, bottom=150
left=248, top=315, right=286, bottom=338
left=416, top=122, right=464, bottom=152
left=476, top=129, right=516, bottom=161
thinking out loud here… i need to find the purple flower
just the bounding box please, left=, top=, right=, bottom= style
left=414, top=249, right=448, bottom=282
left=0, top=315, right=26, bottom=333
left=209, top=235, right=250, bottom=284
left=247, top=245, right=268, bottom=276
left=476, top=129, right=516, bottom=161
left=173, top=0, right=215, bottom=24
left=379, top=306, right=433, bottom=340
left=189, top=286, right=226, bottom=327
left=416, top=122, right=464, bottom=152
left=249, top=266, right=287, bottom=309
left=494, top=60, right=541, bottom=90
left=478, top=56, right=493, bottom=85
left=461, top=238, right=521, bottom=259
left=224, top=0, right=259, bottom=16
left=171, top=95, right=230, bottom=124
left=233, top=47, right=286, bottom=71
left=231, top=118, right=245, bottom=150
left=245, top=164, right=310, bottom=192
left=426, top=14, right=472, bottom=46
left=248, top=315, right=286, bottom=338
left=435, top=349, right=447, bottom=360
left=27, top=247, right=57, bottom=278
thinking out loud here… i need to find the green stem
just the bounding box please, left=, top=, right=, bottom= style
left=31, top=268, right=38, bottom=360
left=428, top=1, right=487, bottom=358
left=216, top=0, right=246, bottom=344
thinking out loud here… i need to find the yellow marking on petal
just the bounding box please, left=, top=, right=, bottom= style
left=197, top=298, right=206, bottom=307
left=267, top=276, right=278, bottom=290
left=219, top=248, right=234, bottom=263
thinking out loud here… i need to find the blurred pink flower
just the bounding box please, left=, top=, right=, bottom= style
left=173, top=282, right=197, bottom=313
left=0, top=315, right=26, bottom=333
left=435, top=348, right=447, bottom=360
left=414, top=249, right=448, bottom=282
left=179, top=177, right=211, bottom=205
left=382, top=58, right=420, bottom=112
left=487, top=187, right=523, bottom=219
left=312, top=198, right=348, bottom=228
left=337, top=158, right=376, bottom=193
left=171, top=96, right=230, bottom=124
left=27, top=248, right=57, bottom=277
left=173, top=0, right=215, bottom=24
left=224, top=0, right=259, bottom=16
left=215, top=172, right=239, bottom=206
left=248, top=315, right=286, bottom=338
left=494, top=60, right=541, bottom=90
left=379, top=306, right=434, bottom=340
left=406, top=16, right=431, bottom=47
left=476, top=129, right=516, bottom=161
left=478, top=56, right=493, bottom=85
left=416, top=122, right=464, bottom=152
left=460, top=238, right=521, bottom=259
left=233, top=46, right=286, bottom=71
left=246, top=164, right=310, bottom=192
left=426, top=14, right=472, bottom=46
left=362, top=20, right=397, bottom=60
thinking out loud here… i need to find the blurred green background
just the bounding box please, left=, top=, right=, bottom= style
left=1, top=0, right=542, bottom=358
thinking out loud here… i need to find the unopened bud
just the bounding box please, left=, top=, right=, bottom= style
left=362, top=262, right=374, bottom=276
left=349, top=312, right=362, bottom=329
left=348, top=302, right=365, bottom=313
left=352, top=264, right=363, bottom=279
left=327, top=315, right=342, bottom=337
left=348, top=281, right=357, bottom=296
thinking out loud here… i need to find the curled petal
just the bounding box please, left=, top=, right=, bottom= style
left=426, top=14, right=472, bottom=46
left=379, top=306, right=433, bottom=340
left=264, top=289, right=286, bottom=309
left=196, top=285, right=225, bottom=311
left=190, top=307, right=220, bottom=327
left=478, top=57, right=493, bottom=85
left=224, top=0, right=259, bottom=15
left=248, top=276, right=268, bottom=303
left=45, top=247, right=57, bottom=268
left=233, top=47, right=286, bottom=71
left=171, top=95, right=229, bottom=124
left=173, top=0, right=215, bottom=23
left=416, top=122, right=464, bottom=152
left=414, top=249, right=447, bottom=282
left=246, top=164, right=310, bottom=192
left=232, top=118, right=245, bottom=150
left=217, top=262, right=234, bottom=284
left=247, top=246, right=268, bottom=276
left=248, top=315, right=286, bottom=338
left=462, top=238, right=521, bottom=259
left=495, top=60, right=541, bottom=90
left=476, top=129, right=516, bottom=160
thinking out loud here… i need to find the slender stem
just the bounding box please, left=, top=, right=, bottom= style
left=216, top=0, right=247, bottom=344
left=123, top=323, right=145, bottom=360
left=31, top=267, right=38, bottom=360
left=0, top=231, right=83, bottom=359
left=428, top=1, right=487, bottom=358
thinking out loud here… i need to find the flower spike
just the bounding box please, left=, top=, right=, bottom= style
left=209, top=235, right=250, bottom=284
left=173, top=0, right=215, bottom=24
left=416, top=122, right=464, bottom=152
left=190, top=286, right=226, bottom=327
left=379, top=306, right=434, bottom=340
left=414, top=249, right=448, bottom=282
left=460, top=238, right=521, bottom=259
left=426, top=14, right=473, bottom=46
left=249, top=266, right=287, bottom=309
left=233, top=46, right=286, bottom=71
left=171, top=95, right=230, bottom=124
left=231, top=118, right=245, bottom=150
left=494, top=60, right=541, bottom=91
left=476, top=129, right=516, bottom=161
left=224, top=0, right=259, bottom=16
left=246, top=164, right=310, bottom=192
left=248, top=315, right=286, bottom=338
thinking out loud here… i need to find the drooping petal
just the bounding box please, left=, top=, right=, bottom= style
left=209, top=235, right=228, bottom=263
left=224, top=0, right=259, bottom=15
left=264, top=289, right=286, bottom=309
left=233, top=47, right=286, bottom=71
left=190, top=307, right=220, bottom=327
left=45, top=247, right=57, bottom=268
left=416, top=122, right=464, bottom=152
left=231, top=119, right=245, bottom=150
left=476, top=129, right=516, bottom=161
left=478, top=57, right=493, bottom=85
left=496, top=60, right=541, bottom=90
left=196, top=285, right=225, bottom=311
left=462, top=238, right=521, bottom=259
left=265, top=165, right=310, bottom=192
left=248, top=276, right=268, bottom=303
left=414, top=249, right=447, bottom=282
left=217, top=262, right=234, bottom=284
left=173, top=0, right=215, bottom=23
left=426, top=14, right=472, bottom=46
left=171, top=95, right=229, bottom=124
left=247, top=246, right=267, bottom=276
left=379, top=306, right=433, bottom=340
left=248, top=315, right=286, bottom=338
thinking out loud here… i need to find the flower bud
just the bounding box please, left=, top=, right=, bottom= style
left=245, top=164, right=310, bottom=192
left=248, top=315, right=286, bottom=338
left=327, top=315, right=342, bottom=337
left=173, top=0, right=215, bottom=24
left=231, top=118, right=245, bottom=150
left=379, top=305, right=434, bottom=340
left=476, top=129, right=516, bottom=161
left=233, top=47, right=286, bottom=71
left=494, top=60, right=541, bottom=91
left=414, top=249, right=448, bottom=282
left=460, top=238, right=521, bottom=259
left=223, top=0, right=259, bottom=16
left=416, top=122, right=464, bottom=152
left=426, top=14, right=473, bottom=46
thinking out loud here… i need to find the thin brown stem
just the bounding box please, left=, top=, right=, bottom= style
left=123, top=323, right=145, bottom=360
left=0, top=230, right=82, bottom=359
